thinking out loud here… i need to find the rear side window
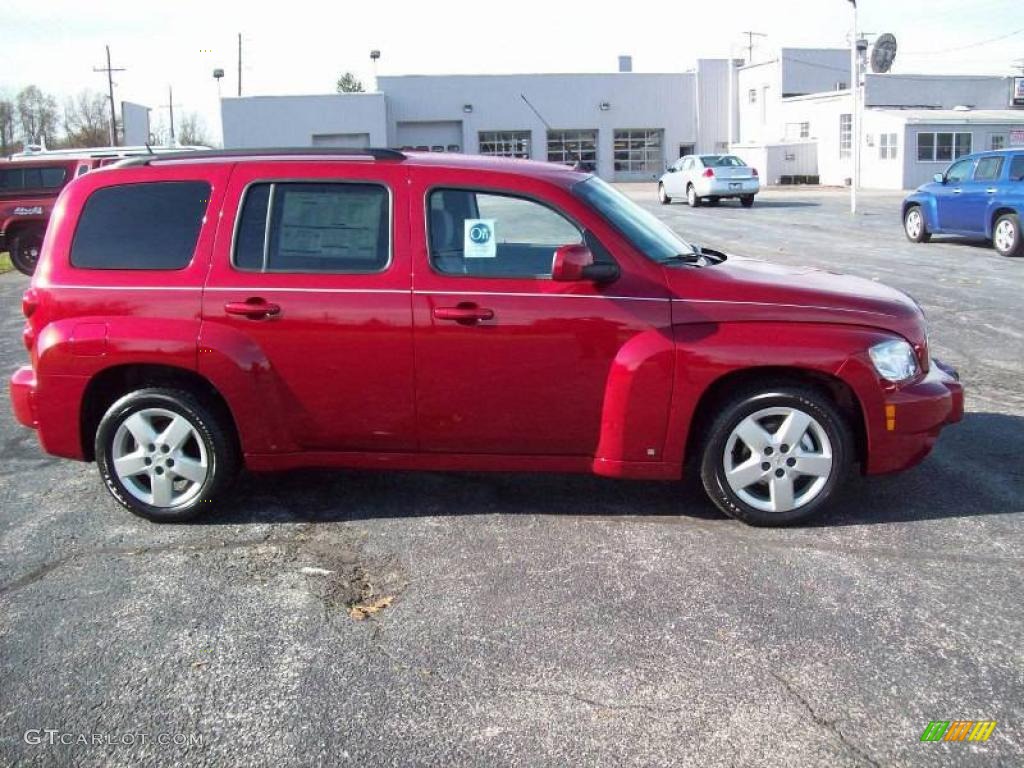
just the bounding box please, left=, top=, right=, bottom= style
left=1010, top=156, right=1024, bottom=181
left=71, top=182, right=210, bottom=270
left=234, top=182, right=390, bottom=273
left=973, top=156, right=1003, bottom=181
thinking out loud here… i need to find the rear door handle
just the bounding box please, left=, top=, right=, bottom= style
left=433, top=305, right=494, bottom=324
left=986, top=188, right=998, bottom=194
left=952, top=188, right=962, bottom=194
left=224, top=299, right=281, bottom=319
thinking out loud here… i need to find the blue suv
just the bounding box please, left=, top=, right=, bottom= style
left=902, top=149, right=1024, bottom=257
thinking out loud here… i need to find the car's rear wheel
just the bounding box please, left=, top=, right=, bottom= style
left=993, top=213, right=1022, bottom=257
left=95, top=388, right=238, bottom=522
left=904, top=205, right=931, bottom=243
left=741, top=195, right=755, bottom=208
left=687, top=184, right=702, bottom=208
left=9, top=230, right=43, bottom=276
left=699, top=385, right=852, bottom=526
left=658, top=183, right=671, bottom=205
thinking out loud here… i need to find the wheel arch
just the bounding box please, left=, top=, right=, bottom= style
left=683, top=365, right=867, bottom=473
left=79, top=363, right=241, bottom=463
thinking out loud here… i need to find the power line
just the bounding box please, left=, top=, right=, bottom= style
left=901, top=26, right=1024, bottom=55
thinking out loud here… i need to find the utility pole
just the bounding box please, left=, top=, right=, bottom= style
left=237, top=33, right=243, bottom=97
left=742, top=31, right=767, bottom=65
left=849, top=0, right=860, bottom=214
left=161, top=86, right=182, bottom=146
left=93, top=45, right=125, bottom=146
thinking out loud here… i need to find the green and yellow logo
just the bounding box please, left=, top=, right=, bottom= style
left=920, top=720, right=997, bottom=742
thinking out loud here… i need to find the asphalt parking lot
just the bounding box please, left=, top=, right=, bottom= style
left=1, top=186, right=1022, bottom=767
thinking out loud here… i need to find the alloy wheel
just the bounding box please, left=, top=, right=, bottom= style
left=995, top=219, right=1015, bottom=253
left=722, top=406, right=833, bottom=513
left=111, top=407, right=209, bottom=508
left=905, top=209, right=922, bottom=239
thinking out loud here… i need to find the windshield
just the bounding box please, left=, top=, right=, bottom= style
left=573, top=176, right=694, bottom=263
left=701, top=155, right=745, bottom=168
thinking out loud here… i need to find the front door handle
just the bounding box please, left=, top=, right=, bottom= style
left=433, top=304, right=494, bottom=324
left=952, top=188, right=962, bottom=194
left=224, top=299, right=281, bottom=319
left=986, top=188, right=998, bottom=194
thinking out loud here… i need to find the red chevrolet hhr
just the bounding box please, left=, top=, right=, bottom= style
left=9, top=149, right=963, bottom=525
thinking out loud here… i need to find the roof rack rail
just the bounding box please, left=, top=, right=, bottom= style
left=113, top=147, right=406, bottom=168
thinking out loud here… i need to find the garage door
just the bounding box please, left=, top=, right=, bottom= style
left=311, top=132, right=371, bottom=148
left=395, top=121, right=462, bottom=152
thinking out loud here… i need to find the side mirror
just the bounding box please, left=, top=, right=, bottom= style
left=552, top=244, right=619, bottom=283
left=665, top=166, right=676, bottom=173
left=933, top=173, right=945, bottom=184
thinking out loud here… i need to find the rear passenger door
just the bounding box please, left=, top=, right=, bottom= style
left=202, top=161, right=416, bottom=453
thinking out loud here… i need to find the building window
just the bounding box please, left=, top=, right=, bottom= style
left=916, top=132, right=973, bottom=162
left=839, top=114, right=852, bottom=158
left=748, top=89, right=757, bottom=104
left=991, top=134, right=1007, bottom=151
left=547, top=130, right=597, bottom=172
left=613, top=129, right=664, bottom=174
left=879, top=132, right=898, bottom=160
left=800, top=122, right=810, bottom=139
left=785, top=122, right=811, bottom=140
left=479, top=131, right=531, bottom=159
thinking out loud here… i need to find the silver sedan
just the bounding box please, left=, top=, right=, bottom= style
left=659, top=154, right=760, bottom=208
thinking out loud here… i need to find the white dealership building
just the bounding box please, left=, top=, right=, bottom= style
left=218, top=50, right=1024, bottom=190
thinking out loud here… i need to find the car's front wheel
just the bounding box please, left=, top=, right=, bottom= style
left=658, top=183, right=672, bottom=205
left=95, top=388, right=238, bottom=522
left=686, top=184, right=702, bottom=208
left=993, top=213, right=1022, bottom=257
left=699, top=385, right=852, bottom=526
left=9, top=230, right=43, bottom=276
left=904, top=205, right=931, bottom=243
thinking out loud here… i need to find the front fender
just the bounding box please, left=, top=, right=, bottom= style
left=902, top=192, right=937, bottom=231
left=660, top=321, right=898, bottom=468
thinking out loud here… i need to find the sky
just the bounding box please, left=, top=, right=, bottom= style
left=2, top=0, right=1023, bottom=145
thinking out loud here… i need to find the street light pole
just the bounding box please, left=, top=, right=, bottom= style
left=849, top=0, right=859, bottom=214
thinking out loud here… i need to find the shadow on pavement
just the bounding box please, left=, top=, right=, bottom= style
left=200, top=412, right=1021, bottom=528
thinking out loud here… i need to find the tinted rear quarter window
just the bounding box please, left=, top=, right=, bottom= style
left=70, top=181, right=210, bottom=270
left=0, top=165, right=67, bottom=191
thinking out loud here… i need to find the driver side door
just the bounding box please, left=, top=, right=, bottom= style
left=934, top=156, right=976, bottom=231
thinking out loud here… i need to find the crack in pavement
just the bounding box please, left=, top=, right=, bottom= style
left=768, top=670, right=881, bottom=768
left=0, top=533, right=292, bottom=598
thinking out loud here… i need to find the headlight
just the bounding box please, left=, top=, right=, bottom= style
left=869, top=339, right=919, bottom=382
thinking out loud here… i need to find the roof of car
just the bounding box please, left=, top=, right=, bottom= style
left=111, top=147, right=590, bottom=186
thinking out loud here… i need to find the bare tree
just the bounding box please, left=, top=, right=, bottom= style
left=336, top=72, right=365, bottom=93
left=15, top=85, right=59, bottom=146
left=63, top=90, right=109, bottom=148
left=0, top=96, right=18, bottom=155
left=176, top=112, right=210, bottom=146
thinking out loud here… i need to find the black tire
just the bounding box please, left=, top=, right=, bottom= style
left=699, top=384, right=853, bottom=526
left=740, top=195, right=755, bottom=208
left=658, top=183, right=672, bottom=205
left=687, top=184, right=702, bottom=208
left=9, top=230, right=43, bottom=276
left=95, top=388, right=238, bottom=522
left=904, top=205, right=931, bottom=243
left=993, top=213, right=1023, bottom=257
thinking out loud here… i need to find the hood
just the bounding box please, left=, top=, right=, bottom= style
left=665, top=254, right=926, bottom=345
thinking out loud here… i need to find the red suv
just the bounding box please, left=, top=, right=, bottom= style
left=9, top=148, right=963, bottom=525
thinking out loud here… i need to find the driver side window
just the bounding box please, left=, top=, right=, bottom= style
left=946, top=158, right=975, bottom=184
left=427, top=188, right=585, bottom=278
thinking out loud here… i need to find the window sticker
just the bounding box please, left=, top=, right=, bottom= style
left=464, top=218, right=496, bottom=258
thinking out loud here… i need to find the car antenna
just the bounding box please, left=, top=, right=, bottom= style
left=520, top=93, right=585, bottom=172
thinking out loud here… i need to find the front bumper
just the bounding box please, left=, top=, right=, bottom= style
left=698, top=179, right=760, bottom=197
left=10, top=366, right=37, bottom=429
left=866, top=358, right=964, bottom=474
